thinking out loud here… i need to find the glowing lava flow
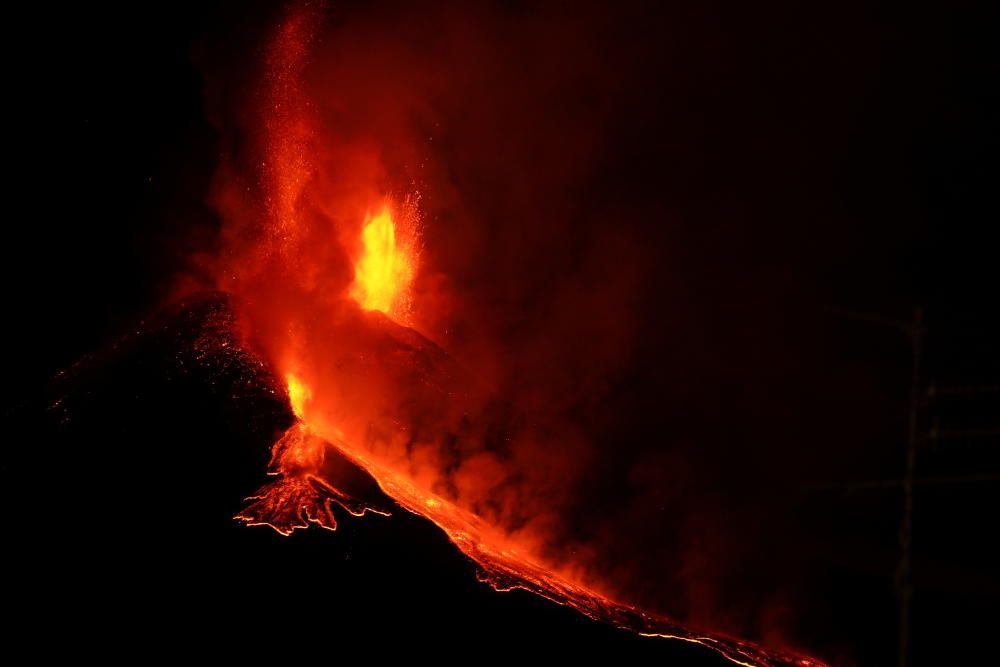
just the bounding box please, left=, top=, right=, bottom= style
left=242, top=372, right=824, bottom=667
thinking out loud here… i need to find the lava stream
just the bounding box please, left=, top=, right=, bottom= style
left=239, top=393, right=824, bottom=667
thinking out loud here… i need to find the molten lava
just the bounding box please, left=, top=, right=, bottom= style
left=286, top=373, right=311, bottom=419
left=349, top=205, right=415, bottom=317
left=242, top=364, right=823, bottom=667
left=217, top=5, right=827, bottom=667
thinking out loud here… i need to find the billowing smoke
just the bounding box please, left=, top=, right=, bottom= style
left=197, top=1, right=890, bottom=658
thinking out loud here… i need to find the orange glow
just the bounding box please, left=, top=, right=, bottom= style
left=235, top=421, right=389, bottom=535
left=286, top=373, right=311, bottom=419
left=237, top=357, right=824, bottom=667
left=349, top=206, right=414, bottom=317
left=221, top=7, right=825, bottom=667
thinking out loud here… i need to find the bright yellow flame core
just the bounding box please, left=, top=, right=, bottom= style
left=286, top=373, right=311, bottom=419
left=349, top=206, right=413, bottom=316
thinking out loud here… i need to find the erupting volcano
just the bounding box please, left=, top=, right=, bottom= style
left=10, top=1, right=994, bottom=664
left=187, top=5, right=832, bottom=666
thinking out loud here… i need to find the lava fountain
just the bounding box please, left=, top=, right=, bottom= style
left=350, top=205, right=415, bottom=317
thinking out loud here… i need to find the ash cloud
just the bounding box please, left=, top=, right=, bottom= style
left=201, top=0, right=910, bottom=655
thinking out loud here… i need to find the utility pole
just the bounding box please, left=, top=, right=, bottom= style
left=828, top=305, right=998, bottom=667
left=897, top=307, right=922, bottom=667
left=827, top=304, right=924, bottom=667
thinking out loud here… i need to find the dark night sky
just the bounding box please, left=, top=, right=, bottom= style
left=4, top=2, right=997, bottom=665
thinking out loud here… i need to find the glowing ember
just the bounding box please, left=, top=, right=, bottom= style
left=349, top=205, right=415, bottom=317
